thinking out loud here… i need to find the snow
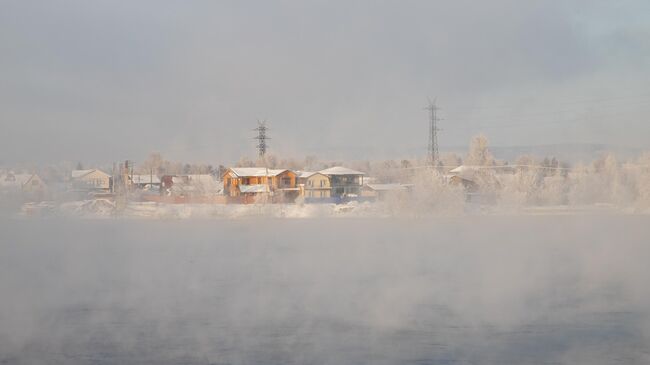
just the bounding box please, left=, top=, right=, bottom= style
left=229, top=168, right=291, bottom=177
left=298, top=171, right=317, bottom=178
left=319, top=166, right=365, bottom=176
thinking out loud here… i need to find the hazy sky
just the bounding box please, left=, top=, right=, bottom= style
left=1, top=0, right=649, bottom=164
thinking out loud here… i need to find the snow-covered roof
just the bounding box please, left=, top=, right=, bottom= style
left=448, top=165, right=478, bottom=181
left=319, top=166, right=365, bottom=176
left=71, top=169, right=110, bottom=179
left=449, top=165, right=470, bottom=174
left=298, top=171, right=315, bottom=178
left=131, top=174, right=161, bottom=184
left=298, top=171, right=329, bottom=179
left=365, top=183, right=408, bottom=191
left=239, top=184, right=269, bottom=193
left=229, top=168, right=291, bottom=177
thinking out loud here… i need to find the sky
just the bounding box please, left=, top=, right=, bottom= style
left=1, top=0, right=649, bottom=165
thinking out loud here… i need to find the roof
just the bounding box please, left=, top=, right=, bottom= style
left=448, top=165, right=477, bottom=181
left=239, top=184, right=270, bottom=193
left=366, top=183, right=408, bottom=192
left=319, top=166, right=365, bottom=176
left=298, top=171, right=316, bottom=178
left=71, top=169, right=110, bottom=179
left=71, top=169, right=94, bottom=178
left=299, top=171, right=330, bottom=179
left=449, top=165, right=470, bottom=174
left=228, top=168, right=292, bottom=177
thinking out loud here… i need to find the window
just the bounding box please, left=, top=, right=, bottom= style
left=282, top=177, right=291, bottom=186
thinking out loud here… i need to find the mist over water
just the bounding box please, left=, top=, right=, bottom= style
left=1, top=216, right=649, bottom=364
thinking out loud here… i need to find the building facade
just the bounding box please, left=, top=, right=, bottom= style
left=299, top=172, right=331, bottom=198
left=319, top=166, right=365, bottom=198
left=71, top=169, right=111, bottom=191
left=223, top=168, right=298, bottom=203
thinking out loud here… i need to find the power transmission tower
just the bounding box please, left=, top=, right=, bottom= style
left=253, top=120, right=270, bottom=158
left=425, top=99, right=442, bottom=166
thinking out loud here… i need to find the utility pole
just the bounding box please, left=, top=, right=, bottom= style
left=253, top=120, right=271, bottom=202
left=253, top=120, right=270, bottom=159
left=425, top=99, right=442, bottom=166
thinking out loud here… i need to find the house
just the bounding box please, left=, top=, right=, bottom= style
left=298, top=171, right=331, bottom=199
left=71, top=169, right=111, bottom=191
left=222, top=167, right=298, bottom=203
left=448, top=175, right=479, bottom=192
left=319, top=166, right=365, bottom=198
left=447, top=165, right=502, bottom=192
left=0, top=173, right=47, bottom=200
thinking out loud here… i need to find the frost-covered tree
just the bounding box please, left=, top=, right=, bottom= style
left=632, top=153, right=650, bottom=209
left=141, top=152, right=164, bottom=175
left=465, top=134, right=494, bottom=166
left=387, top=169, right=465, bottom=216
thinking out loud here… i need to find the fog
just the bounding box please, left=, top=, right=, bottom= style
left=1, top=217, right=649, bottom=364
left=2, top=1, right=650, bottom=363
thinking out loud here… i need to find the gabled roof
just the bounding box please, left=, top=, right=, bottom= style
left=448, top=165, right=479, bottom=180
left=71, top=169, right=110, bottom=179
left=228, top=167, right=292, bottom=177
left=298, top=171, right=329, bottom=179
left=319, top=166, right=365, bottom=176
left=449, top=165, right=468, bottom=174
left=297, top=171, right=315, bottom=178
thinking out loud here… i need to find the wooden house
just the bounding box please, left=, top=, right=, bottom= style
left=222, top=168, right=298, bottom=203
